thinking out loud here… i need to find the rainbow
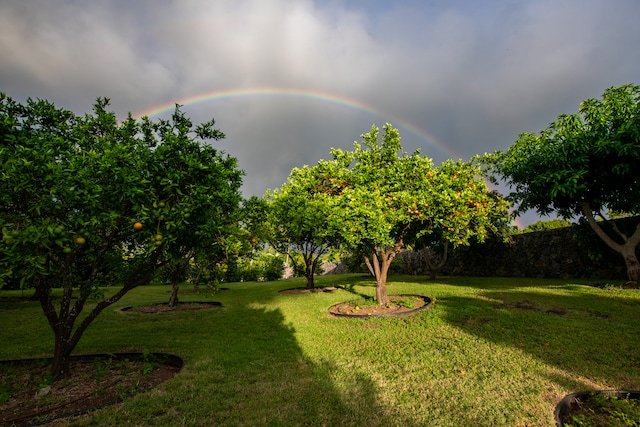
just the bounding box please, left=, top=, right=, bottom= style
left=133, top=87, right=461, bottom=159
left=135, top=88, right=526, bottom=228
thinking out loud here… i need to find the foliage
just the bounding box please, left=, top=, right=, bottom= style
left=409, top=159, right=512, bottom=279
left=521, top=218, right=574, bottom=233
left=484, top=84, right=640, bottom=283
left=0, top=94, right=243, bottom=378
left=216, top=248, right=284, bottom=283
left=261, top=253, right=285, bottom=281
left=338, top=249, right=368, bottom=274
left=265, top=162, right=342, bottom=288
left=186, top=251, right=222, bottom=293
left=241, top=196, right=271, bottom=252
left=322, top=124, right=510, bottom=303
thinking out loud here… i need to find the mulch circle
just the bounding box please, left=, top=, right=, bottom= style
left=554, top=390, right=640, bottom=426
left=278, top=286, right=341, bottom=294
left=328, top=294, right=433, bottom=318
left=120, top=301, right=222, bottom=313
left=0, top=352, right=183, bottom=426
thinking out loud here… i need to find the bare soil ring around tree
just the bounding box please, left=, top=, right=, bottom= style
left=328, top=294, right=433, bottom=318
left=0, top=352, right=183, bottom=426
left=278, top=286, right=341, bottom=294
left=119, top=301, right=222, bottom=313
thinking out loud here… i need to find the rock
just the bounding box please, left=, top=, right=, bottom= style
left=35, top=385, right=51, bottom=398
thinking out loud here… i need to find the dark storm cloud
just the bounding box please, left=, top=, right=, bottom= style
left=1, top=0, right=639, bottom=224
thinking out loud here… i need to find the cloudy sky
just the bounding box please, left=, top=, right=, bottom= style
left=2, top=0, right=639, bottom=227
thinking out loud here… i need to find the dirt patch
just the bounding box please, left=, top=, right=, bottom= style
left=278, top=286, right=340, bottom=294
left=497, top=300, right=567, bottom=316
left=0, top=353, right=182, bottom=426
left=120, top=301, right=222, bottom=313
left=328, top=294, right=432, bottom=318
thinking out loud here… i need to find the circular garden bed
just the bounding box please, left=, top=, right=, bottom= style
left=0, top=352, right=183, bottom=426
left=120, top=301, right=222, bottom=313
left=328, top=294, right=432, bottom=318
left=278, top=286, right=341, bottom=294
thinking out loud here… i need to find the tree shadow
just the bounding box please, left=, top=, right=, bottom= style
left=437, top=286, right=640, bottom=391
left=68, top=282, right=409, bottom=426
left=197, top=306, right=401, bottom=425
left=340, top=282, right=376, bottom=300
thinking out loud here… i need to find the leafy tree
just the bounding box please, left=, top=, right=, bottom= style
left=484, top=84, right=640, bottom=284
left=409, top=159, right=511, bottom=280
left=323, top=124, right=510, bottom=304
left=241, top=196, right=271, bottom=252
left=247, top=250, right=285, bottom=282
left=0, top=95, right=243, bottom=378
left=265, top=163, right=341, bottom=289
left=149, top=115, right=242, bottom=306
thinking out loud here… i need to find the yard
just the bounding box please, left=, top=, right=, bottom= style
left=1, top=274, right=639, bottom=426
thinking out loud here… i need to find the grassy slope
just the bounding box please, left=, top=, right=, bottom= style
left=1, top=274, right=639, bottom=426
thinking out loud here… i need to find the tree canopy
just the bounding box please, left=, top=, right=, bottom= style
left=309, top=124, right=510, bottom=304
left=0, top=94, right=243, bottom=378
left=485, top=84, right=640, bottom=284
left=266, top=162, right=341, bottom=289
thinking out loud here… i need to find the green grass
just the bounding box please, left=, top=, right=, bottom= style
left=1, top=274, right=640, bottom=426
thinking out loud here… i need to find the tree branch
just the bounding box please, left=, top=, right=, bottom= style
left=580, top=201, right=623, bottom=253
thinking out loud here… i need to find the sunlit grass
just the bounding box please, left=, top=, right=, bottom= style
left=1, top=274, right=639, bottom=426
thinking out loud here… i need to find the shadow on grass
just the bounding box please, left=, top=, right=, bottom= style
left=340, top=282, right=376, bottom=300
left=71, top=282, right=409, bottom=426
left=199, top=306, right=401, bottom=426
left=438, top=287, right=640, bottom=391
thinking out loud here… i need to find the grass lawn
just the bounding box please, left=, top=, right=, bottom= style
left=1, top=274, right=639, bottom=426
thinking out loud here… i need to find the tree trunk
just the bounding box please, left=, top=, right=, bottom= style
left=422, top=241, right=449, bottom=281
left=300, top=243, right=327, bottom=289
left=622, top=245, right=640, bottom=285
left=42, top=291, right=83, bottom=380
left=29, top=285, right=45, bottom=301
left=51, top=333, right=73, bottom=380
left=580, top=201, right=640, bottom=286
left=364, top=248, right=396, bottom=306
left=42, top=250, right=163, bottom=380
left=39, top=272, right=77, bottom=380
left=168, top=281, right=180, bottom=307
left=192, top=266, right=203, bottom=292
left=305, top=271, right=315, bottom=289
left=304, top=257, right=315, bottom=289
left=375, top=273, right=389, bottom=304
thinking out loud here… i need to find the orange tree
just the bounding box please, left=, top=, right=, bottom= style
left=148, top=113, right=243, bottom=307
left=484, top=84, right=640, bottom=285
left=0, top=94, right=243, bottom=378
left=322, top=124, right=510, bottom=304
left=407, top=159, right=512, bottom=280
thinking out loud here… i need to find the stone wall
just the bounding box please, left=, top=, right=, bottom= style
left=391, top=216, right=639, bottom=280
left=285, top=217, right=638, bottom=281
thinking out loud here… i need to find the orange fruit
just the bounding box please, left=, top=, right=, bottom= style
left=133, top=222, right=143, bottom=230
left=75, top=237, right=86, bottom=245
